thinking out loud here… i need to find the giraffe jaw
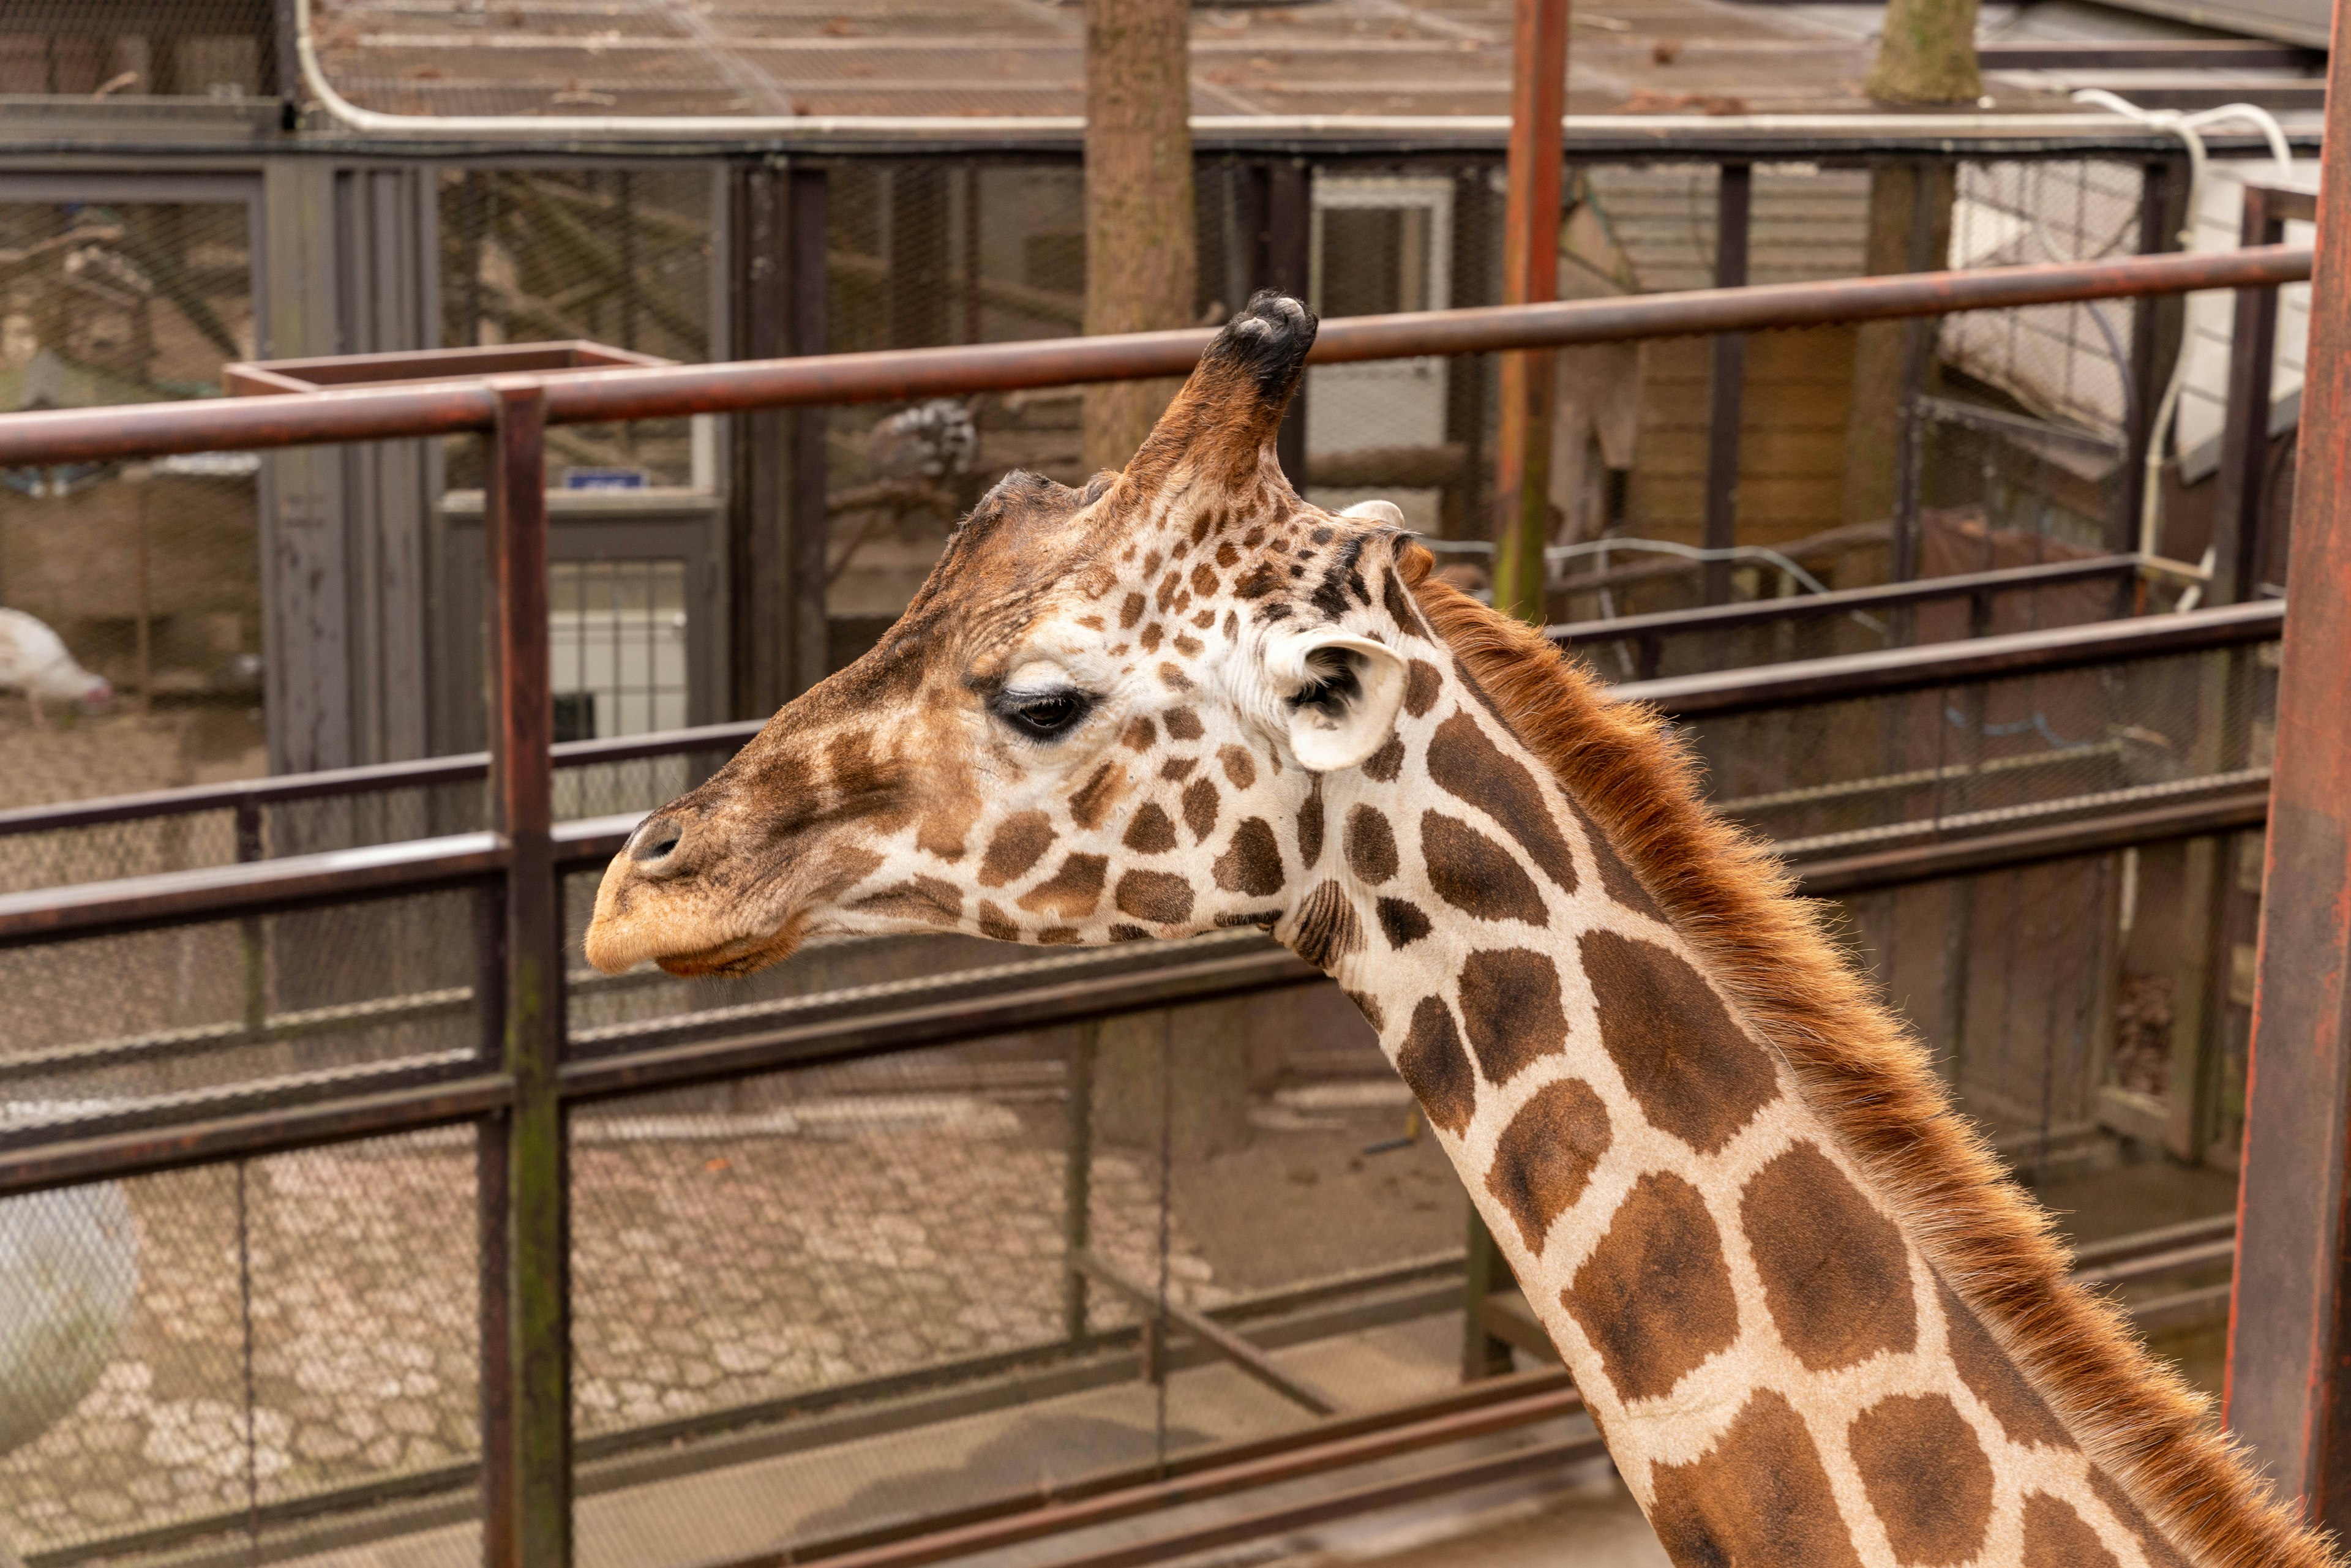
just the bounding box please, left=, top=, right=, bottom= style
left=583, top=849, right=810, bottom=977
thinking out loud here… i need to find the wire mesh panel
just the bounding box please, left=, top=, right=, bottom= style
left=0, top=197, right=266, bottom=814
left=559, top=937, right=1479, bottom=1568
left=1689, top=642, right=2274, bottom=857
left=0, top=1137, right=481, bottom=1567
left=0, top=889, right=488, bottom=1139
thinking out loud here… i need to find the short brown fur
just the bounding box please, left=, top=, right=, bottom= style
left=1406, top=546, right=2336, bottom=1568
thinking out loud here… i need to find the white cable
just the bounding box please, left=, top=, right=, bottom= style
left=2069, top=91, right=2295, bottom=580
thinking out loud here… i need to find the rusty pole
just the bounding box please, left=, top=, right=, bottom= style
left=2224, top=0, right=2351, bottom=1523
left=480, top=378, right=572, bottom=1568
left=1488, top=0, right=1569, bottom=625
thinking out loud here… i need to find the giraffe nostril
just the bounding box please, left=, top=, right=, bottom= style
left=630, top=816, right=684, bottom=869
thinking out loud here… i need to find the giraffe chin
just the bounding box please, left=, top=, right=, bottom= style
left=649, top=920, right=807, bottom=978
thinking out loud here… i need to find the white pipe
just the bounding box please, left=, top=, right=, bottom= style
left=2068, top=89, right=2295, bottom=577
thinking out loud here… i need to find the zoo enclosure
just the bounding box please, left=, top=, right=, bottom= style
left=0, top=125, right=2315, bottom=777
left=0, top=242, right=2312, bottom=1568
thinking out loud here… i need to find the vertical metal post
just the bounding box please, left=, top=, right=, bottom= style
left=1703, top=163, right=1752, bottom=608
left=730, top=160, right=790, bottom=718
left=2120, top=156, right=2189, bottom=578
left=1063, top=1023, right=1097, bottom=1343
left=2212, top=185, right=2289, bottom=608
left=2225, top=8, right=2351, bottom=1520
left=1262, top=159, right=1313, bottom=490
left=480, top=378, right=570, bottom=1568
left=787, top=167, right=831, bottom=696
left=1442, top=165, right=1496, bottom=539
left=1490, top=0, right=1570, bottom=625
left=235, top=797, right=265, bottom=1038
left=1888, top=163, right=1939, bottom=595
left=1461, top=1212, right=1515, bottom=1381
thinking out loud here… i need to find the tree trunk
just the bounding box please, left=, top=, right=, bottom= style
left=1867, top=0, right=1981, bottom=103
left=1844, top=0, right=1976, bottom=536
left=1841, top=162, right=1956, bottom=530
left=1081, top=0, right=1196, bottom=475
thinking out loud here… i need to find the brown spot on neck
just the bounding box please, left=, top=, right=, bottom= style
left=1741, top=1140, right=1916, bottom=1372
left=2022, top=1496, right=2118, bottom=1568
left=1485, top=1078, right=1611, bottom=1253
left=1561, top=1171, right=1738, bottom=1403
left=1425, top=713, right=1578, bottom=896
left=1646, top=1390, right=1865, bottom=1568
left=1938, top=1278, right=2074, bottom=1450
left=1849, top=1394, right=1993, bottom=1566
left=1212, top=817, right=1285, bottom=897
left=1421, top=812, right=1548, bottom=926
left=1581, top=929, right=1779, bottom=1155
left=1456, top=947, right=1569, bottom=1085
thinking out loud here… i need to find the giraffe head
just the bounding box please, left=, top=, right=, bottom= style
left=585, top=292, right=1425, bottom=978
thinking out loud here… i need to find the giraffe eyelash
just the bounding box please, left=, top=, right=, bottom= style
left=990, top=686, right=1097, bottom=742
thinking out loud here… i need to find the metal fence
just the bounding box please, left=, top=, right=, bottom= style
left=0, top=245, right=2307, bottom=1568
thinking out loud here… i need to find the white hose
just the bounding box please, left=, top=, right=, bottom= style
left=2068, top=90, right=2295, bottom=571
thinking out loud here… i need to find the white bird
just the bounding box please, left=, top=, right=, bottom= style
left=0, top=608, right=113, bottom=727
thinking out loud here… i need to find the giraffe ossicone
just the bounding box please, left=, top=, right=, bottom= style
left=585, top=292, right=2330, bottom=1568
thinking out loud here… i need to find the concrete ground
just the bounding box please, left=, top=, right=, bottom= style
left=234, top=1313, right=1660, bottom=1568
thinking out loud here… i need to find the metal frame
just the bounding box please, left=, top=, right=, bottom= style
left=0, top=243, right=2313, bottom=1566
left=2226, top=9, right=2351, bottom=1521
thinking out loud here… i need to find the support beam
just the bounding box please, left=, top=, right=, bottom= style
left=481, top=380, right=571, bottom=1568
left=1703, top=162, right=1751, bottom=607
left=1070, top=1249, right=1340, bottom=1416
left=787, top=165, right=830, bottom=694
left=2225, top=4, right=2351, bottom=1523
left=1490, top=0, right=1569, bottom=624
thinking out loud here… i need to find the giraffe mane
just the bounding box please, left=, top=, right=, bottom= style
left=1403, top=543, right=2339, bottom=1568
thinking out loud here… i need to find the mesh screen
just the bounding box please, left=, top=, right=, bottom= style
left=0, top=888, right=489, bottom=1142
left=0, top=2, right=274, bottom=99
left=1693, top=640, right=2274, bottom=857
left=564, top=993, right=1468, bottom=1566
left=0, top=198, right=266, bottom=827
left=0, top=1137, right=481, bottom=1564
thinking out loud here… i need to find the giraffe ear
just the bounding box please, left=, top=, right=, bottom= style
left=1265, top=628, right=1408, bottom=773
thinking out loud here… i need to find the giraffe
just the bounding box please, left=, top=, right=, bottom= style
left=585, top=293, right=2332, bottom=1568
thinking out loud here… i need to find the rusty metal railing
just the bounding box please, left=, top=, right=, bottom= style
left=0, top=243, right=2306, bottom=1568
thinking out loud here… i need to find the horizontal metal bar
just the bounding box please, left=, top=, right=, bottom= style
left=1003, top=1432, right=1608, bottom=1568
left=1979, top=40, right=2319, bottom=67
left=760, top=1386, right=1581, bottom=1568
left=1793, top=789, right=2270, bottom=895
left=1913, top=394, right=2127, bottom=454
left=0, top=720, right=761, bottom=840
left=2129, top=1283, right=2234, bottom=1334
left=560, top=945, right=1323, bottom=1102
left=0, top=1075, right=511, bottom=1199
left=1070, top=1248, right=1340, bottom=1416
left=1626, top=599, right=2284, bottom=719
left=2071, top=1213, right=2236, bottom=1270
left=0, top=832, right=508, bottom=947
left=0, top=247, right=2309, bottom=467
left=1553, top=553, right=2140, bottom=646
left=2075, top=1237, right=2237, bottom=1288
left=0, top=1053, right=487, bottom=1154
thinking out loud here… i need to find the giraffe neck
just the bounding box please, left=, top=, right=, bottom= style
left=1297, top=649, right=2199, bottom=1568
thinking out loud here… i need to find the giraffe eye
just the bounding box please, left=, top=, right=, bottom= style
left=995, top=688, right=1094, bottom=741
